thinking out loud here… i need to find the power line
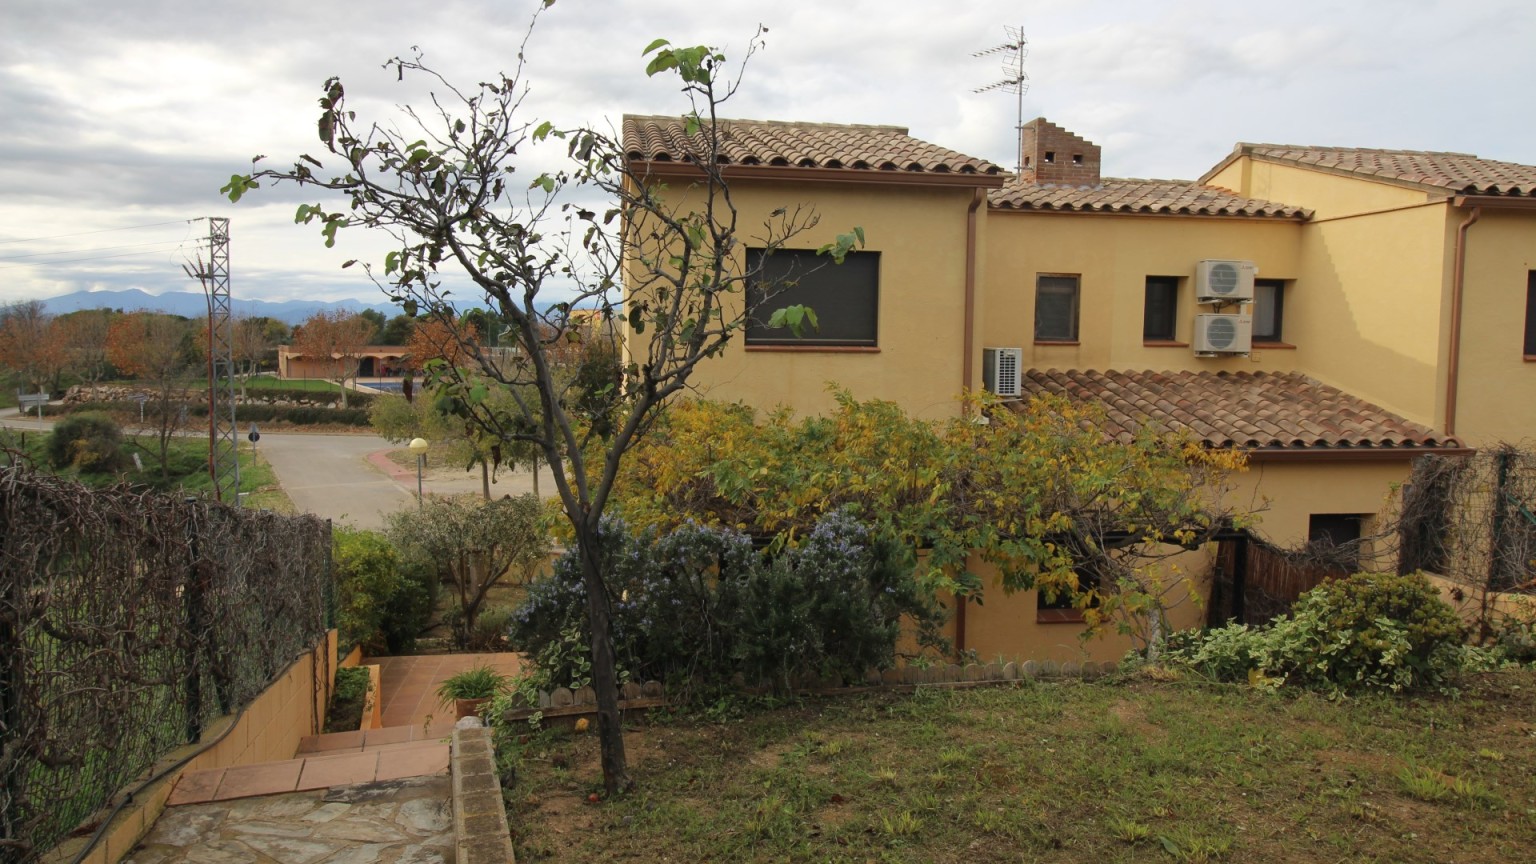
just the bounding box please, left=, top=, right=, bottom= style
left=0, top=237, right=205, bottom=262
left=0, top=218, right=202, bottom=246
left=0, top=243, right=209, bottom=268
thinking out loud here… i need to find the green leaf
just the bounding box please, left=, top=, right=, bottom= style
left=220, top=174, right=257, bottom=203
left=533, top=121, right=554, bottom=142
left=642, top=38, right=671, bottom=55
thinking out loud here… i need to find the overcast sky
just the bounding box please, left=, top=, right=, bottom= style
left=3, top=0, right=1533, bottom=309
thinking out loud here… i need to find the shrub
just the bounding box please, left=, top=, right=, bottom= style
left=508, top=510, right=942, bottom=694
left=1166, top=571, right=1467, bottom=693
left=334, top=528, right=404, bottom=654
left=46, top=411, right=124, bottom=473
left=388, top=494, right=548, bottom=650
left=324, top=665, right=371, bottom=733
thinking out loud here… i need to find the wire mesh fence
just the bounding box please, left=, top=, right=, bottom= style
left=0, top=464, right=332, bottom=864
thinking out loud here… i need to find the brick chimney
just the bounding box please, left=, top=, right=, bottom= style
left=1019, top=118, right=1101, bottom=186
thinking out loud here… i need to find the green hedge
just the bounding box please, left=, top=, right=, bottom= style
left=240, top=386, right=376, bottom=408
left=43, top=400, right=371, bottom=427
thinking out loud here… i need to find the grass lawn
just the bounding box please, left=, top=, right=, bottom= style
left=246, top=374, right=342, bottom=391
left=1, top=428, right=295, bottom=509
left=505, top=669, right=1536, bottom=863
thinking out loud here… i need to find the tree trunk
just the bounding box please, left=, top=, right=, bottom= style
left=481, top=460, right=491, bottom=501
left=575, top=519, right=631, bottom=795
left=531, top=453, right=540, bottom=498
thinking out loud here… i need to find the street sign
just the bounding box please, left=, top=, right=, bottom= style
left=247, top=425, right=260, bottom=444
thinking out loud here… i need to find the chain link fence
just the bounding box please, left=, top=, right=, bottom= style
left=0, top=464, right=332, bottom=863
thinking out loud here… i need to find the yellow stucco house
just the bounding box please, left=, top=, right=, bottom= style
left=622, top=115, right=1534, bottom=661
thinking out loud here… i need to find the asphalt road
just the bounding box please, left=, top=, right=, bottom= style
left=1, top=408, right=557, bottom=531
left=256, top=432, right=559, bottom=530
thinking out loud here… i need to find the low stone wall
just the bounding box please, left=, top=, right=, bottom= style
left=451, top=724, right=516, bottom=864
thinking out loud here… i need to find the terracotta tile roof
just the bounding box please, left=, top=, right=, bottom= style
left=988, top=178, right=1310, bottom=219
left=1018, top=368, right=1458, bottom=452
left=623, top=115, right=1004, bottom=179
left=1209, top=145, right=1536, bottom=197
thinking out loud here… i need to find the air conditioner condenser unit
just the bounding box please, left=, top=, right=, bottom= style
left=982, top=347, right=1023, bottom=397
left=1193, top=314, right=1252, bottom=356
left=1195, top=259, right=1256, bottom=304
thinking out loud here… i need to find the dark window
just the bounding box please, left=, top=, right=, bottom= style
left=1044, top=151, right=1056, bottom=164
left=1253, top=278, right=1285, bottom=342
left=1037, top=566, right=1102, bottom=622
left=1524, top=271, right=1536, bottom=355
left=1309, top=513, right=1364, bottom=571
left=1072, top=153, right=1084, bottom=165
left=745, top=249, right=879, bottom=346
left=1035, top=275, right=1080, bottom=342
left=1144, top=276, right=1179, bottom=341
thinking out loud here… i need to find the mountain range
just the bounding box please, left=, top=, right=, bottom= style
left=41, top=289, right=377, bottom=324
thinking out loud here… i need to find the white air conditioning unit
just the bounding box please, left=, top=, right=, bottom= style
left=1195, top=259, right=1256, bottom=304
left=1193, top=314, right=1252, bottom=356
left=982, top=347, right=1023, bottom=397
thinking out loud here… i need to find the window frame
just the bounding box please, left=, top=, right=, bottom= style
left=1524, top=271, right=1536, bottom=356
left=1034, top=274, right=1081, bottom=343
left=1252, top=278, right=1287, bottom=344
left=744, top=248, right=880, bottom=348
left=1143, top=276, right=1181, bottom=343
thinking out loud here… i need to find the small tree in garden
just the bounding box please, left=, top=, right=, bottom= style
left=224, top=6, right=856, bottom=792
left=106, top=312, right=196, bottom=479
left=609, top=390, right=1250, bottom=659
left=387, top=494, right=548, bottom=649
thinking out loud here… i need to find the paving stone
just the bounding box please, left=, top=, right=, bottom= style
left=394, top=842, right=451, bottom=864
left=237, top=834, right=336, bottom=864
left=316, top=843, right=393, bottom=864
left=324, top=777, right=433, bottom=804
left=183, top=840, right=263, bottom=864
left=143, top=808, right=228, bottom=847
left=311, top=819, right=408, bottom=844
left=397, top=798, right=452, bottom=835
left=303, top=802, right=353, bottom=823
left=228, top=818, right=319, bottom=838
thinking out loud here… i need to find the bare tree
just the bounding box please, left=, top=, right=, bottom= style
left=225, top=17, right=857, bottom=793
left=106, top=312, right=196, bottom=478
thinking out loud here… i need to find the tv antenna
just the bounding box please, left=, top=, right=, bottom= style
left=973, top=26, right=1030, bottom=174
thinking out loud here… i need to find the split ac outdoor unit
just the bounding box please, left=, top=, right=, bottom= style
left=1195, top=259, right=1256, bottom=304
left=982, top=347, right=1023, bottom=397
left=1193, top=314, right=1252, bottom=356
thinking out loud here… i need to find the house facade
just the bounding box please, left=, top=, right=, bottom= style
left=623, top=115, right=1530, bottom=661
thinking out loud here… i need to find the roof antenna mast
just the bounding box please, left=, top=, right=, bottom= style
left=973, top=26, right=1030, bottom=174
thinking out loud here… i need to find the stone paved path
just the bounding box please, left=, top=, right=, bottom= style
left=128, top=775, right=454, bottom=864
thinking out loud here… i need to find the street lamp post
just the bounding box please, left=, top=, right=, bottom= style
left=408, top=437, right=429, bottom=509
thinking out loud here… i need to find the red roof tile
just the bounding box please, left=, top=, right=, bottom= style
left=1206, top=145, right=1536, bottom=197
left=989, top=178, right=1310, bottom=219
left=1018, top=368, right=1458, bottom=452
left=623, top=115, right=1004, bottom=179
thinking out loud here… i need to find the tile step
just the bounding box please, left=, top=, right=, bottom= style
left=166, top=742, right=451, bottom=806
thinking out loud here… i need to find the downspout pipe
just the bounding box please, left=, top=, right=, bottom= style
left=956, top=187, right=985, bottom=656
left=1446, top=205, right=1480, bottom=437
left=963, top=187, right=984, bottom=399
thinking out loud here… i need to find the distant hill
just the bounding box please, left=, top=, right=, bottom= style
left=41, top=289, right=375, bottom=324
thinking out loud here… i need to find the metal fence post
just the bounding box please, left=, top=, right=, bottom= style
left=183, top=498, right=205, bottom=744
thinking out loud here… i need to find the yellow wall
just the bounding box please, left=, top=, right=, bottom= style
left=946, top=458, right=1413, bottom=662
left=983, top=211, right=1301, bottom=373
left=1206, top=156, right=1429, bottom=220
left=624, top=179, right=979, bottom=420
left=1452, top=207, right=1536, bottom=446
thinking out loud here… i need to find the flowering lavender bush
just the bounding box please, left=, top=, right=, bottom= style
left=507, top=510, right=940, bottom=693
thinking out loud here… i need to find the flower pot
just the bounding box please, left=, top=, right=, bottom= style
left=454, top=696, right=493, bottom=720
